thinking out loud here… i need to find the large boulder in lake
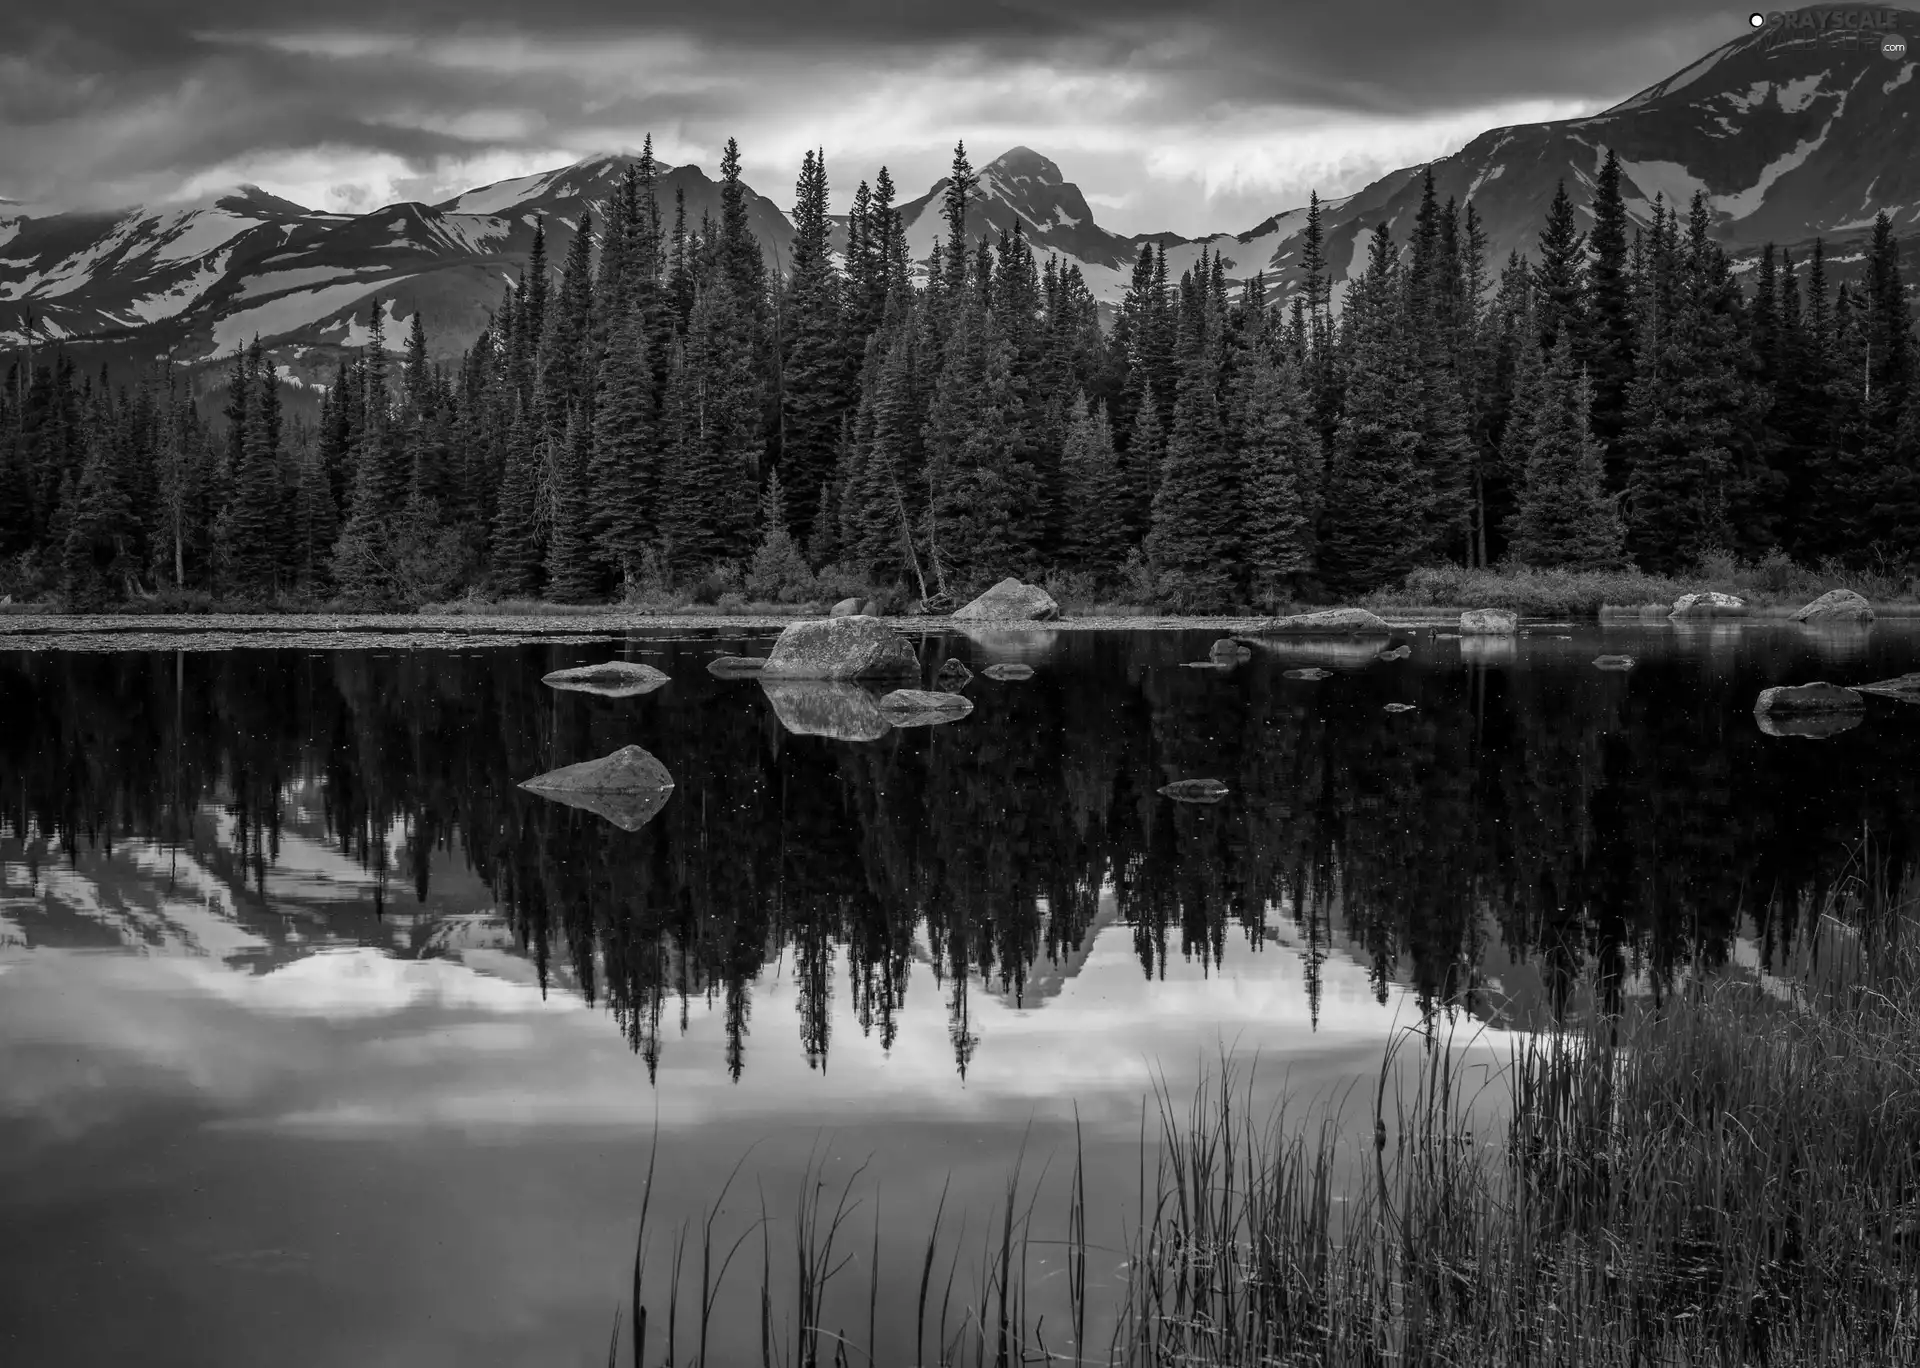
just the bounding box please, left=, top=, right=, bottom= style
left=1160, top=778, right=1228, bottom=803
left=1459, top=608, right=1517, bottom=635
left=1791, top=588, right=1874, bottom=623
left=934, top=658, right=974, bottom=689
left=542, top=661, right=670, bottom=697
left=878, top=689, right=974, bottom=727
left=759, top=680, right=892, bottom=741
left=1754, top=681, right=1865, bottom=721
left=1249, top=607, right=1392, bottom=635
left=951, top=578, right=1060, bottom=622
left=830, top=597, right=863, bottom=618
left=1209, top=638, right=1253, bottom=664
left=758, top=615, right=921, bottom=681
left=519, top=745, right=675, bottom=831
left=983, top=663, right=1035, bottom=681
left=1670, top=591, right=1747, bottom=619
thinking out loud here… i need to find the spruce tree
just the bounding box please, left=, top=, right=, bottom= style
left=1508, top=335, right=1625, bottom=569
left=588, top=306, right=657, bottom=584
left=662, top=284, right=760, bottom=570
left=544, top=403, right=596, bottom=602
left=747, top=466, right=814, bottom=600
left=1238, top=346, right=1321, bottom=603
left=780, top=148, right=848, bottom=545
left=1057, top=392, right=1128, bottom=579
left=491, top=400, right=543, bottom=597
left=1146, top=345, right=1237, bottom=611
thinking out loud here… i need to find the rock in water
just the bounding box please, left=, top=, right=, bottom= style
left=1379, top=644, right=1412, bottom=661
left=1181, top=661, right=1228, bottom=670
left=1384, top=702, right=1416, bottom=713
left=1593, top=655, right=1636, bottom=671
left=1753, top=682, right=1865, bottom=717
left=1159, top=778, right=1229, bottom=803
left=1791, top=588, right=1875, bottom=623
left=760, top=681, right=892, bottom=741
left=877, top=689, right=974, bottom=727
left=707, top=655, right=768, bottom=677
left=983, top=663, right=1035, bottom=681
left=1283, top=667, right=1332, bottom=680
left=951, top=578, right=1061, bottom=622
left=1247, top=607, right=1392, bottom=635
left=1670, top=591, right=1747, bottom=619
left=759, top=615, right=921, bottom=681
left=934, top=658, right=974, bottom=689
left=1855, top=672, right=1920, bottom=704
left=1209, top=639, right=1253, bottom=664
left=519, top=745, right=675, bottom=831
left=542, top=661, right=670, bottom=697
left=830, top=597, right=862, bottom=618
left=1459, top=608, right=1517, bottom=635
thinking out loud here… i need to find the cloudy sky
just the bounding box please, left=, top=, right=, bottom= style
left=3, top=1, right=1764, bottom=234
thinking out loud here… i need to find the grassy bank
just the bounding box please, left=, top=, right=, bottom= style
left=1365, top=556, right=1920, bottom=618
left=616, top=860, right=1920, bottom=1366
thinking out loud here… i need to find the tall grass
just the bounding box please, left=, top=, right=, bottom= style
left=611, top=854, right=1920, bottom=1366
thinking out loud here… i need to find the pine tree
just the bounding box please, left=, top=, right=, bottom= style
left=780, top=148, right=848, bottom=545
left=747, top=466, right=814, bottom=600
left=1587, top=149, right=1636, bottom=489
left=1534, top=181, right=1587, bottom=356
left=544, top=403, right=596, bottom=603
left=940, top=143, right=977, bottom=297
left=491, top=400, right=543, bottom=597
left=1057, top=392, right=1128, bottom=579
left=1238, top=346, right=1321, bottom=602
left=662, top=284, right=760, bottom=569
left=589, top=306, right=658, bottom=583
left=1146, top=343, right=1236, bottom=611
left=1508, top=335, right=1626, bottom=569
left=922, top=296, right=1037, bottom=587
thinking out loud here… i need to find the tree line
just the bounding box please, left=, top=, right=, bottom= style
left=2, top=139, right=1916, bottom=611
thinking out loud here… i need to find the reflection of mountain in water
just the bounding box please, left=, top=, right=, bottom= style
left=2, top=630, right=1918, bottom=1079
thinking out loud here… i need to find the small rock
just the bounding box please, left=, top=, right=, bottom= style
left=1283, top=667, right=1332, bottom=680
left=1791, top=588, right=1875, bottom=623
left=759, top=615, right=921, bottom=681
left=1593, top=655, right=1635, bottom=671
left=983, top=663, right=1035, bottom=681
left=1379, top=645, right=1412, bottom=661
left=1670, top=591, right=1747, bottom=619
left=830, top=597, right=863, bottom=618
left=951, top=578, right=1061, bottom=622
left=1436, top=633, right=1461, bottom=640
left=934, top=658, right=974, bottom=689
left=1247, top=607, right=1392, bottom=635
left=1180, top=660, right=1228, bottom=669
left=1459, top=608, right=1517, bottom=635
left=877, top=689, right=974, bottom=726
left=1384, top=703, right=1415, bottom=713
left=707, top=655, right=768, bottom=677
left=1855, top=672, right=1920, bottom=704
left=1753, top=682, right=1865, bottom=716
left=542, top=660, right=670, bottom=697
left=519, top=745, right=675, bottom=831
left=1159, top=778, right=1229, bottom=803
left=1209, top=638, right=1253, bottom=664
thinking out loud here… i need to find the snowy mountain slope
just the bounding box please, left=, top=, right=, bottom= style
left=3, top=3, right=1914, bottom=381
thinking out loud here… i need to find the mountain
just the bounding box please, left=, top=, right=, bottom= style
left=1, top=3, right=1915, bottom=394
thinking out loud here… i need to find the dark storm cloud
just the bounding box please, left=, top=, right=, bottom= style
left=0, top=0, right=1763, bottom=227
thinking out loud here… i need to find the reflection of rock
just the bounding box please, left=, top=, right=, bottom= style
left=1754, top=682, right=1865, bottom=719
left=1384, top=703, right=1416, bottom=713
left=878, top=689, right=974, bottom=727
left=1856, top=672, right=1920, bottom=704
left=1795, top=623, right=1874, bottom=665
left=1379, top=644, right=1412, bottom=661
left=1283, top=667, right=1332, bottom=680
left=760, top=615, right=920, bottom=680
left=830, top=597, right=862, bottom=618
left=1250, top=638, right=1386, bottom=669
left=1249, top=607, right=1391, bottom=635
left=707, top=655, right=768, bottom=677
left=1791, top=588, right=1874, bottom=623
left=1670, top=591, right=1746, bottom=619
left=951, top=578, right=1061, bottom=621
left=1755, top=712, right=1863, bottom=740
left=1593, top=655, right=1636, bottom=671
left=1209, top=638, right=1253, bottom=664
left=1459, top=608, right=1517, bottom=635
left=1181, top=661, right=1228, bottom=670
left=982, top=663, right=1035, bottom=681
left=1160, top=778, right=1228, bottom=802
left=953, top=627, right=1058, bottom=659
left=542, top=661, right=670, bottom=696
left=758, top=681, right=893, bottom=741
left=934, top=658, right=973, bottom=689
left=1460, top=635, right=1517, bottom=664
left=519, top=745, right=675, bottom=832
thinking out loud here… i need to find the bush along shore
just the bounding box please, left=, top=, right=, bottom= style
left=609, top=857, right=1920, bottom=1367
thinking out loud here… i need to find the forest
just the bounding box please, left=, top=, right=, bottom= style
left=2, top=138, right=1917, bottom=612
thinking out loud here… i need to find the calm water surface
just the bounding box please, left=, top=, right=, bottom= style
left=3, top=621, right=1918, bottom=1366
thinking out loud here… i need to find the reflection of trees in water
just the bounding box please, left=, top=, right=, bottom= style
left=2, top=636, right=1918, bottom=1076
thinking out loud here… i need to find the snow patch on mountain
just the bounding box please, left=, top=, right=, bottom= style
left=148, top=207, right=259, bottom=267
left=213, top=276, right=415, bottom=352
left=0, top=221, right=19, bottom=252
left=1467, top=163, right=1506, bottom=199
left=123, top=254, right=232, bottom=323
left=1775, top=73, right=1827, bottom=112
left=235, top=264, right=367, bottom=300
left=1726, top=79, right=1773, bottom=110
left=1619, top=158, right=1707, bottom=216
left=1886, top=62, right=1915, bottom=93
left=442, top=169, right=559, bottom=217
left=1712, top=120, right=1834, bottom=218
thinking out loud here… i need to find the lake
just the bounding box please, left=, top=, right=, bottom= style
left=2, top=620, right=1917, bottom=1366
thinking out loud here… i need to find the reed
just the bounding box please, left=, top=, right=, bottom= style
left=610, top=858, right=1920, bottom=1366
